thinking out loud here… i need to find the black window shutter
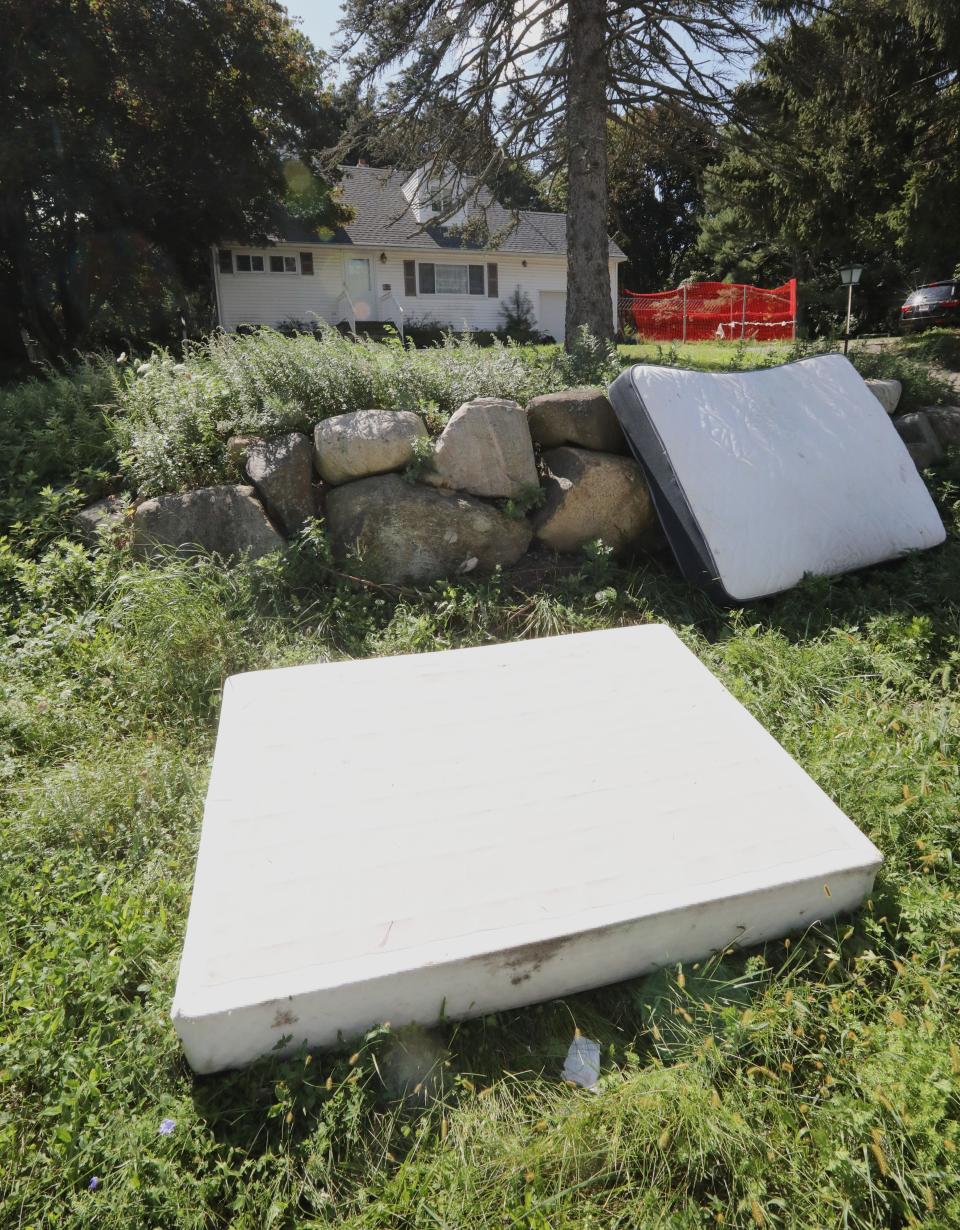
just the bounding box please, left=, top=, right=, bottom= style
left=419, top=263, right=436, bottom=294
left=218, top=249, right=233, bottom=274
left=469, top=265, right=484, bottom=295
left=403, top=260, right=417, bottom=296
left=486, top=262, right=499, bottom=297
left=300, top=252, right=314, bottom=275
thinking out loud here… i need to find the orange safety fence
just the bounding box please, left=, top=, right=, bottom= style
left=621, top=279, right=797, bottom=342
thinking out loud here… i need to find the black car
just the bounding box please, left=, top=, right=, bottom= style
left=900, top=280, right=960, bottom=331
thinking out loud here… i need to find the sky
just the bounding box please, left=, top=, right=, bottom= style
left=285, top=0, right=345, bottom=54
left=283, top=1, right=757, bottom=88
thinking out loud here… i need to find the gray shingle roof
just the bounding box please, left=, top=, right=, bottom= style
left=276, top=166, right=626, bottom=260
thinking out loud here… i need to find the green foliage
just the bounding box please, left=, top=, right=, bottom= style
left=848, top=345, right=955, bottom=412
left=606, top=102, right=718, bottom=292
left=898, top=328, right=960, bottom=372
left=0, top=0, right=347, bottom=360
left=112, top=327, right=622, bottom=497
left=2, top=453, right=960, bottom=1224
left=499, top=482, right=546, bottom=520
left=0, top=363, right=116, bottom=531
left=403, top=433, right=437, bottom=484
left=498, top=286, right=539, bottom=342
left=696, top=1, right=960, bottom=331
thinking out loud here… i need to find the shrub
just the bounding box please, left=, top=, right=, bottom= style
left=498, top=285, right=539, bottom=342
left=897, top=327, right=960, bottom=372
left=112, top=326, right=621, bottom=496
left=0, top=362, right=117, bottom=531
left=848, top=345, right=955, bottom=411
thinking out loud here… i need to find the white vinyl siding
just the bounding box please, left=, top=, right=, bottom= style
left=214, top=244, right=625, bottom=339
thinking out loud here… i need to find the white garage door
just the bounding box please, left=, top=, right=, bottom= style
left=538, top=291, right=566, bottom=344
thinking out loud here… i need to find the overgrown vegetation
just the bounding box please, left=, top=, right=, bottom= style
left=111, top=327, right=621, bottom=496
left=899, top=328, right=960, bottom=373
left=1, top=331, right=959, bottom=1227
left=2, top=452, right=960, bottom=1225
left=2, top=329, right=955, bottom=535
left=0, top=363, right=116, bottom=529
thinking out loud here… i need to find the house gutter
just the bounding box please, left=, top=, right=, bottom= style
left=294, top=243, right=627, bottom=261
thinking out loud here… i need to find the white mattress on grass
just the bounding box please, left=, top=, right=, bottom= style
left=608, top=355, right=945, bottom=602
left=172, top=625, right=882, bottom=1073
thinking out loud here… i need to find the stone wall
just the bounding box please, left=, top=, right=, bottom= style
left=78, top=388, right=659, bottom=584
left=75, top=376, right=953, bottom=582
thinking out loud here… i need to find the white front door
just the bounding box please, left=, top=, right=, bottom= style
left=346, top=257, right=373, bottom=321
left=538, top=290, right=566, bottom=344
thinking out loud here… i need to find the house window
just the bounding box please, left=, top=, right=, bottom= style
left=429, top=194, right=455, bottom=214
left=270, top=255, right=297, bottom=273
left=218, top=249, right=233, bottom=274
left=436, top=264, right=468, bottom=294
left=236, top=254, right=264, bottom=272
left=487, top=262, right=499, bottom=298
left=403, top=260, right=417, bottom=296
left=418, top=263, right=481, bottom=295
left=300, top=252, right=314, bottom=275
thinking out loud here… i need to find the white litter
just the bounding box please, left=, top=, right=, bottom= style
left=608, top=355, right=945, bottom=602
left=562, top=1035, right=602, bottom=1089
left=172, top=624, right=881, bottom=1074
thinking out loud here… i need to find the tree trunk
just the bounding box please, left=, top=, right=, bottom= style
left=565, top=0, right=613, bottom=349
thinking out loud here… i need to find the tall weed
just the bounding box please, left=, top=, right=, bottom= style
left=848, top=345, right=955, bottom=410
left=112, top=327, right=621, bottom=496
left=0, top=363, right=116, bottom=530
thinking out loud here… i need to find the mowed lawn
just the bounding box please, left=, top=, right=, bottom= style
left=2, top=332, right=959, bottom=1228
left=618, top=339, right=795, bottom=369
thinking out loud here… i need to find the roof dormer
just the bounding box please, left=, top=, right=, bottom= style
left=401, top=164, right=471, bottom=226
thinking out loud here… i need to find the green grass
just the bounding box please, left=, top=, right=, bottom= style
left=2, top=333, right=960, bottom=1227
left=896, top=329, right=960, bottom=373
left=617, top=339, right=795, bottom=370
left=616, top=336, right=956, bottom=411
left=3, top=459, right=960, bottom=1226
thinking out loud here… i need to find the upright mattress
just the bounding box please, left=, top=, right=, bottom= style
left=172, top=625, right=881, bottom=1073
left=608, top=355, right=945, bottom=603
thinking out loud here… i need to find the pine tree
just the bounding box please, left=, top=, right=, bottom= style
left=337, top=0, right=760, bottom=347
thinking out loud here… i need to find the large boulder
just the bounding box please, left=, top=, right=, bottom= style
left=226, top=434, right=265, bottom=467
left=526, top=387, right=628, bottom=454
left=314, top=409, right=427, bottom=486
left=423, top=397, right=538, bottom=499
left=72, top=495, right=127, bottom=544
left=245, top=432, right=315, bottom=535
left=325, top=473, right=531, bottom=585
left=132, top=485, right=285, bottom=560
left=864, top=378, right=902, bottom=415
left=923, top=406, right=960, bottom=448
left=532, top=447, right=655, bottom=555
left=893, top=412, right=944, bottom=470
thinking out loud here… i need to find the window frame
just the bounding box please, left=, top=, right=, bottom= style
left=417, top=261, right=486, bottom=296
left=235, top=253, right=265, bottom=273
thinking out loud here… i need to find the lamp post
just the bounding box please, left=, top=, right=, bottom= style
left=839, top=263, right=864, bottom=355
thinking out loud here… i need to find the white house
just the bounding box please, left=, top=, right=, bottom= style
left=211, top=165, right=627, bottom=344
